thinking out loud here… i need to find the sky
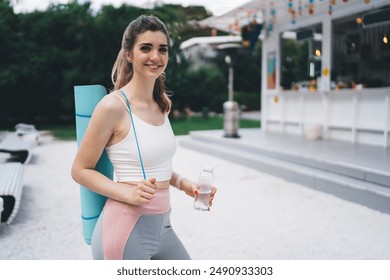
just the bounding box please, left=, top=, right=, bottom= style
left=12, top=0, right=244, bottom=16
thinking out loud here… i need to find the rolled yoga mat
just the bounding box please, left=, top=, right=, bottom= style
left=74, top=85, right=114, bottom=245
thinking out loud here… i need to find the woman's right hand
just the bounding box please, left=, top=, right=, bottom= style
left=121, top=178, right=157, bottom=206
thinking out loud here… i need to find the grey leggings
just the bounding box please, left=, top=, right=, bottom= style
left=90, top=189, right=190, bottom=260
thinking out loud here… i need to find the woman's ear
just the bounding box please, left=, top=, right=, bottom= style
left=126, top=52, right=133, bottom=63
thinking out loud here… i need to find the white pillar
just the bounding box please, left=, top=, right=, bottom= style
left=261, top=31, right=280, bottom=131
left=385, top=91, right=390, bottom=147
left=320, top=13, right=332, bottom=92
left=320, top=12, right=332, bottom=139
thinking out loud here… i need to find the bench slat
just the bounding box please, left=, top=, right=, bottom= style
left=0, top=162, right=25, bottom=224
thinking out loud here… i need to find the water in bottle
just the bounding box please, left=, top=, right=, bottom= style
left=194, top=165, right=214, bottom=211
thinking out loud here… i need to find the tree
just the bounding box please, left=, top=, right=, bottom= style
left=0, top=0, right=21, bottom=122
left=14, top=2, right=96, bottom=122
left=0, top=2, right=229, bottom=125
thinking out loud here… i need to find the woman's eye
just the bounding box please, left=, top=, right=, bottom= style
left=140, top=46, right=151, bottom=52
left=159, top=47, right=168, bottom=53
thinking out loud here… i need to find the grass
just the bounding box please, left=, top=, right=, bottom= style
left=171, top=115, right=260, bottom=135
left=29, top=115, right=260, bottom=140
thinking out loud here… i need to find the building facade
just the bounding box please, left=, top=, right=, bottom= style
left=261, top=0, right=390, bottom=147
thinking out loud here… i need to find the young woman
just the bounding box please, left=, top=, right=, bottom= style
left=71, top=15, right=216, bottom=260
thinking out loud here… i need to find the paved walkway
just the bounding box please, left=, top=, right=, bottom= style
left=0, top=138, right=389, bottom=259
left=188, top=128, right=390, bottom=174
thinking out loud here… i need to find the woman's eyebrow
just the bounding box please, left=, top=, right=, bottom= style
left=139, top=42, right=168, bottom=47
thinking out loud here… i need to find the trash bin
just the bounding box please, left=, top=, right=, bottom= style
left=223, top=100, right=240, bottom=138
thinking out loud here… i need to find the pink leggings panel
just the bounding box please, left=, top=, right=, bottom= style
left=102, top=188, right=171, bottom=260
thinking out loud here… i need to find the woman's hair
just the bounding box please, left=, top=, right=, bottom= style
left=111, top=15, right=171, bottom=113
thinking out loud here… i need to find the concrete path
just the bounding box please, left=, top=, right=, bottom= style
left=0, top=138, right=389, bottom=259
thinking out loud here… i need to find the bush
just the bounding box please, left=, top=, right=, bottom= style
left=234, top=91, right=261, bottom=111
left=171, top=65, right=227, bottom=113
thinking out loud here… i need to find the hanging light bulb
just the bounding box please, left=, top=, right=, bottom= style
left=356, top=17, right=362, bottom=25
left=315, top=49, right=321, bottom=56
left=328, top=4, right=333, bottom=15
left=383, top=35, right=389, bottom=45
left=291, top=18, right=297, bottom=24
left=308, top=0, right=315, bottom=15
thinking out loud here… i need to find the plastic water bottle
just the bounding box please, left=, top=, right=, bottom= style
left=193, top=165, right=214, bottom=211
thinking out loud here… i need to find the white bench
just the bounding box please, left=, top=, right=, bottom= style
left=15, top=123, right=41, bottom=144
left=0, top=197, right=3, bottom=228
left=0, top=162, right=25, bottom=224
left=0, top=133, right=33, bottom=164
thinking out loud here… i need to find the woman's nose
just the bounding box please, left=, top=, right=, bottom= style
left=149, top=50, right=160, bottom=61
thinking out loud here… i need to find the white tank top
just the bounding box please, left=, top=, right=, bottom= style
left=105, top=94, right=176, bottom=182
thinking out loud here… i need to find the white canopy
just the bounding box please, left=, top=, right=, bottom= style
left=199, top=0, right=265, bottom=34
left=198, top=0, right=293, bottom=34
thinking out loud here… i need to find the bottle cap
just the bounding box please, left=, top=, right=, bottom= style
left=203, top=165, right=214, bottom=172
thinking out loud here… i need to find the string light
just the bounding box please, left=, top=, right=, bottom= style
left=288, top=0, right=296, bottom=24
left=328, top=4, right=333, bottom=15
left=308, top=0, right=315, bottom=15
left=271, top=0, right=276, bottom=24
left=268, top=0, right=276, bottom=32
left=288, top=0, right=293, bottom=11
left=298, top=0, right=303, bottom=16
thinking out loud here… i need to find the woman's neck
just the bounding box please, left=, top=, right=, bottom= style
left=124, top=76, right=155, bottom=104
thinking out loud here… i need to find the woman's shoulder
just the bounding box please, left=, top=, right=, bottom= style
left=93, top=91, right=126, bottom=118
left=99, top=91, right=124, bottom=108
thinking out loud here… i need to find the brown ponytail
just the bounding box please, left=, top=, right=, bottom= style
left=111, top=49, right=133, bottom=90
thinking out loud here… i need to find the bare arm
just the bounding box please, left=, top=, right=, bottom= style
left=71, top=94, right=156, bottom=205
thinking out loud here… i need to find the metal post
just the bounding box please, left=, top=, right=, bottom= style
left=217, top=44, right=241, bottom=139
left=228, top=64, right=234, bottom=101
left=223, top=54, right=240, bottom=138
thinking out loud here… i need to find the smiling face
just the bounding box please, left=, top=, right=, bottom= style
left=129, top=30, right=169, bottom=80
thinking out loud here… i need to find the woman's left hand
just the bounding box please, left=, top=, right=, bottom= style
left=181, top=178, right=217, bottom=210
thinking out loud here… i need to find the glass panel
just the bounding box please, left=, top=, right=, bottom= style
left=280, top=24, right=322, bottom=91
left=279, top=5, right=390, bottom=91
left=332, top=8, right=390, bottom=89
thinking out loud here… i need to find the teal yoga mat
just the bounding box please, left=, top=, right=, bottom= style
left=74, top=85, right=114, bottom=245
